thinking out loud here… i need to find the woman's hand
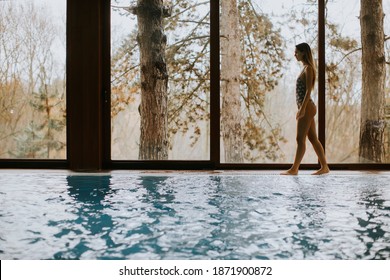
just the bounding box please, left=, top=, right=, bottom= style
left=296, top=108, right=305, bottom=120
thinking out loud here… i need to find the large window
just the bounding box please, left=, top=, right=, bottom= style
left=325, top=0, right=389, bottom=164
left=1, top=0, right=389, bottom=169
left=0, top=0, right=66, bottom=159
left=111, top=0, right=210, bottom=160
left=219, top=0, right=318, bottom=163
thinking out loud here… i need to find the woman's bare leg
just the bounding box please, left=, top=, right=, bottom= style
left=307, top=120, right=329, bottom=175
left=281, top=106, right=314, bottom=175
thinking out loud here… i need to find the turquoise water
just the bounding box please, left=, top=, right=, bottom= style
left=0, top=172, right=390, bottom=260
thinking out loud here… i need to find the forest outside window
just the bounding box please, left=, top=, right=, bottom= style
left=219, top=0, right=318, bottom=164
left=0, top=0, right=66, bottom=160
left=111, top=0, right=210, bottom=160
left=325, top=0, right=390, bottom=164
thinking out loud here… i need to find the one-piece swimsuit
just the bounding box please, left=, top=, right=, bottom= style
left=296, top=76, right=306, bottom=107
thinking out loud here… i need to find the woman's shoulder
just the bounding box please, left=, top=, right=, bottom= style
left=304, top=64, right=314, bottom=72
left=304, top=65, right=315, bottom=76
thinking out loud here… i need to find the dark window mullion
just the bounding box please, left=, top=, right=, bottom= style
left=318, top=0, right=326, bottom=155
left=210, top=0, right=220, bottom=167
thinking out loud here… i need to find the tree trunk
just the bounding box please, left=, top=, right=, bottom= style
left=136, top=0, right=169, bottom=160
left=220, top=0, right=243, bottom=163
left=359, top=0, right=386, bottom=162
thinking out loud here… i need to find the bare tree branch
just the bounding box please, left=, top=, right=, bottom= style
left=335, top=36, right=390, bottom=67
left=111, top=4, right=172, bottom=17
left=335, top=47, right=362, bottom=67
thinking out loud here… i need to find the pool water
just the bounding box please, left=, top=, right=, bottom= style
left=0, top=172, right=390, bottom=260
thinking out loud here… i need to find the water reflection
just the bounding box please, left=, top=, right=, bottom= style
left=292, top=177, right=326, bottom=258
left=133, top=176, right=222, bottom=259
left=125, top=176, right=173, bottom=257
left=67, top=176, right=111, bottom=205
left=356, top=186, right=390, bottom=259
left=52, top=176, right=115, bottom=259
left=140, top=176, right=176, bottom=215
left=197, top=176, right=237, bottom=259
left=2, top=173, right=390, bottom=260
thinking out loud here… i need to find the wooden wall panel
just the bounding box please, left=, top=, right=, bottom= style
left=67, top=0, right=104, bottom=171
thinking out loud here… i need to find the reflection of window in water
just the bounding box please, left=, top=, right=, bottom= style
left=139, top=176, right=175, bottom=212
left=67, top=176, right=112, bottom=205
left=288, top=177, right=326, bottom=257
left=356, top=187, right=390, bottom=259
left=51, top=176, right=114, bottom=259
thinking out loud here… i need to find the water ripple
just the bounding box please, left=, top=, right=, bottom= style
left=0, top=173, right=390, bottom=259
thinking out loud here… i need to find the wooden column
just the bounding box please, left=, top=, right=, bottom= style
left=67, top=0, right=106, bottom=171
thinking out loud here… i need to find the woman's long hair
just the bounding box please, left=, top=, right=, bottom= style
left=296, top=43, right=316, bottom=87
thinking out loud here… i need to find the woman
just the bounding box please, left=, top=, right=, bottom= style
left=281, top=43, right=329, bottom=175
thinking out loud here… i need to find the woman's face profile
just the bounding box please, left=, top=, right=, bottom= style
left=294, top=48, right=304, bottom=62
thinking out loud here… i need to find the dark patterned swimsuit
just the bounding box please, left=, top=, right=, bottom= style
left=296, top=77, right=306, bottom=107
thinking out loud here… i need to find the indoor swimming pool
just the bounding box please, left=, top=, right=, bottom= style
left=0, top=171, right=389, bottom=260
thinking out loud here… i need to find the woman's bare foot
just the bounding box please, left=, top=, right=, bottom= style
left=281, top=169, right=298, bottom=175
left=312, top=166, right=330, bottom=175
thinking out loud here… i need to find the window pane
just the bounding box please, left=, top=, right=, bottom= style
left=326, top=0, right=389, bottom=163
left=220, top=0, right=318, bottom=163
left=0, top=0, right=66, bottom=159
left=111, top=0, right=210, bottom=160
